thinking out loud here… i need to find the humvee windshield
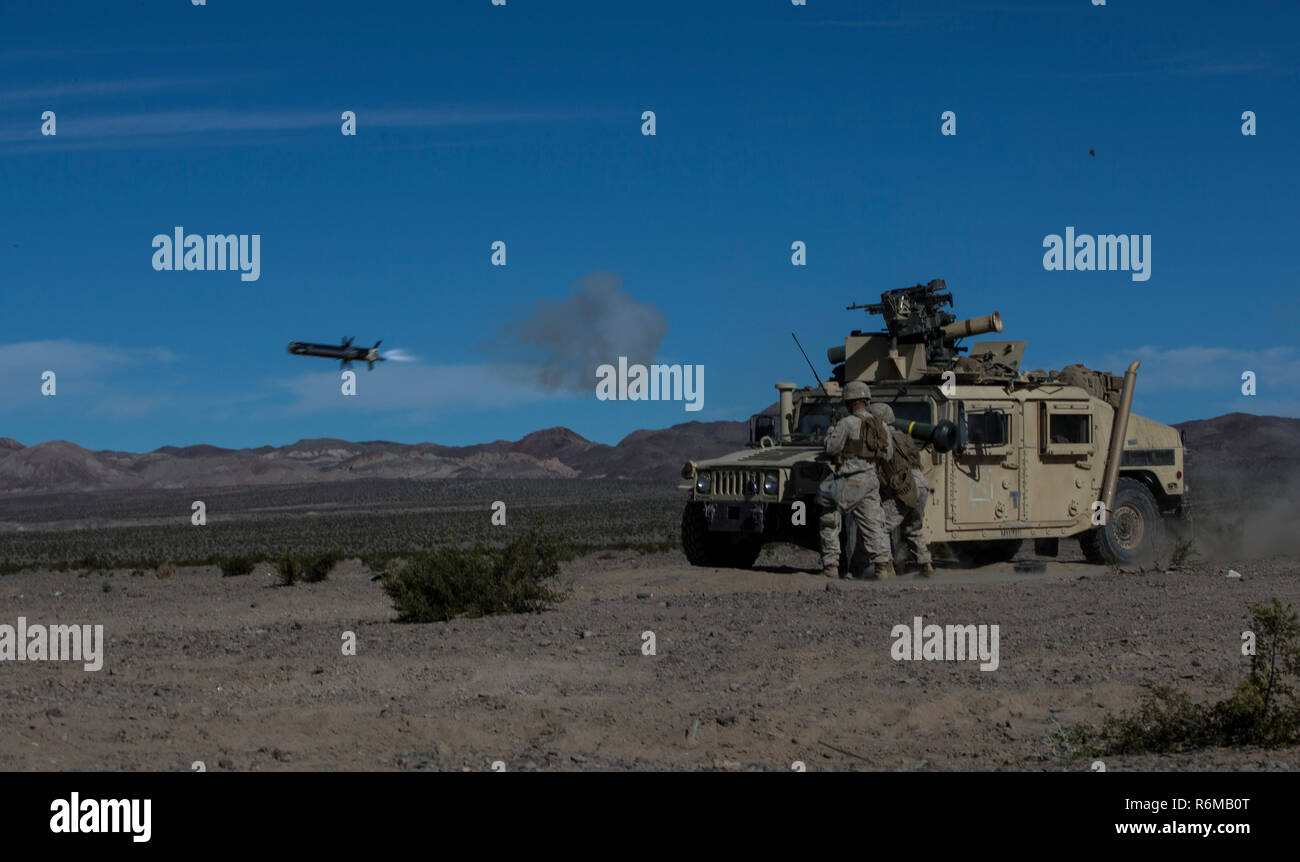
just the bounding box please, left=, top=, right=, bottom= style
left=791, top=399, right=848, bottom=440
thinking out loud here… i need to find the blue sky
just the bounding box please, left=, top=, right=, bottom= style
left=1, top=0, right=1297, bottom=452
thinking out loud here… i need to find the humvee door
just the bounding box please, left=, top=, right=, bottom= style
left=948, top=399, right=1023, bottom=530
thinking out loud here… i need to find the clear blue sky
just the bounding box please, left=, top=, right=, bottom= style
left=2, top=0, right=1296, bottom=452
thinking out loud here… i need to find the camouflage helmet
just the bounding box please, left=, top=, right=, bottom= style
left=868, top=402, right=895, bottom=424
left=842, top=380, right=871, bottom=403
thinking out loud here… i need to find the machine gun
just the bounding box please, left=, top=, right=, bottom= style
left=845, top=279, right=1002, bottom=370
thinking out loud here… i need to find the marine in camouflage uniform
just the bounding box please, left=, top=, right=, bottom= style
left=868, top=402, right=934, bottom=576
left=816, top=380, right=894, bottom=580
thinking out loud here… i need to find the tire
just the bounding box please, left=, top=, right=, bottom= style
left=1078, top=531, right=1106, bottom=564
left=1078, top=477, right=1163, bottom=567
left=681, top=503, right=763, bottom=569
left=951, top=539, right=1022, bottom=567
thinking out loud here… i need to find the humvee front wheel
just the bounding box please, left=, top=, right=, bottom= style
left=1078, top=477, right=1163, bottom=567
left=681, top=502, right=763, bottom=569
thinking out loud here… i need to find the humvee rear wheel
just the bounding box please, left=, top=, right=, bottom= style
left=681, top=502, right=763, bottom=569
left=1078, top=477, right=1163, bottom=567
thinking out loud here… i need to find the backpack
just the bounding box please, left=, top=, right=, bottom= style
left=840, top=413, right=891, bottom=462
left=879, top=429, right=920, bottom=509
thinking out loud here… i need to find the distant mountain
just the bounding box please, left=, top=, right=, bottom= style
left=0, top=418, right=751, bottom=494
left=1173, top=413, right=1300, bottom=460
left=1, top=412, right=1290, bottom=496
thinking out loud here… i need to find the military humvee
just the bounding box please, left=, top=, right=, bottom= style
left=679, top=280, right=1187, bottom=571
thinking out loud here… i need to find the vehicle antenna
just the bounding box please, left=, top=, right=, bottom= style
left=791, top=333, right=829, bottom=396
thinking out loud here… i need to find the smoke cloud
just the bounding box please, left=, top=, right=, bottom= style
left=492, top=271, right=668, bottom=393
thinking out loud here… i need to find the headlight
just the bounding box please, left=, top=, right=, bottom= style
left=695, top=472, right=712, bottom=494
left=763, top=471, right=779, bottom=495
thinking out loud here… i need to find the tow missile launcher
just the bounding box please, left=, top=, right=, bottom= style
left=831, top=279, right=1004, bottom=381
left=679, top=279, right=1187, bottom=574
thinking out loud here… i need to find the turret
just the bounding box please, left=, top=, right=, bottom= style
left=829, top=279, right=1002, bottom=383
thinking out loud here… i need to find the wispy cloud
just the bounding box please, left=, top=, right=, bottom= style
left=808, top=19, right=917, bottom=29
left=89, top=395, right=164, bottom=420
left=1069, top=345, right=1300, bottom=395
left=0, top=340, right=176, bottom=373
left=1084, top=47, right=1282, bottom=81
left=0, top=105, right=600, bottom=152
left=273, top=363, right=562, bottom=416
left=0, top=75, right=237, bottom=105
left=0, top=43, right=230, bottom=65
left=0, top=340, right=177, bottom=415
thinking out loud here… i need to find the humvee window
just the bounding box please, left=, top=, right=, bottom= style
left=891, top=401, right=933, bottom=426
left=793, top=401, right=849, bottom=439
left=1049, top=413, right=1090, bottom=445
left=966, top=410, right=1009, bottom=447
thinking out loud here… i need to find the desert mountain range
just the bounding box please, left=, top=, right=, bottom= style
left=0, top=412, right=1294, bottom=495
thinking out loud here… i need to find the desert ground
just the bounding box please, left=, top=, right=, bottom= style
left=1, top=480, right=1297, bottom=771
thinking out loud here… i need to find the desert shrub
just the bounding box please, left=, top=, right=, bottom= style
left=1159, top=535, right=1204, bottom=571
left=1034, top=716, right=1097, bottom=764
left=0, top=479, right=685, bottom=571
left=381, top=523, right=568, bottom=622
left=300, top=549, right=343, bottom=583
left=77, top=553, right=113, bottom=573
left=275, top=555, right=301, bottom=586
left=1213, top=598, right=1300, bottom=746
left=1069, top=599, right=1300, bottom=756
left=276, top=549, right=342, bottom=586
left=155, top=562, right=175, bottom=580
left=218, top=555, right=257, bottom=577
left=360, top=552, right=399, bottom=576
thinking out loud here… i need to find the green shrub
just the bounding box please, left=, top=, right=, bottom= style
left=381, top=523, right=568, bottom=622
left=218, top=556, right=257, bottom=577
left=1069, top=598, right=1300, bottom=756
left=275, top=555, right=299, bottom=586
left=360, top=552, right=398, bottom=576
left=300, top=549, right=343, bottom=583
left=276, top=549, right=342, bottom=586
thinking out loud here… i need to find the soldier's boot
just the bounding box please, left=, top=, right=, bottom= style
left=821, top=564, right=840, bottom=578
left=874, top=560, right=896, bottom=580
left=917, top=562, right=935, bottom=577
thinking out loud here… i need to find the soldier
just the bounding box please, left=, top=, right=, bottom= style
left=868, top=402, right=935, bottom=576
left=816, top=380, right=894, bottom=579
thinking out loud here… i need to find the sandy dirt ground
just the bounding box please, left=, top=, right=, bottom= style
left=2, top=545, right=1298, bottom=771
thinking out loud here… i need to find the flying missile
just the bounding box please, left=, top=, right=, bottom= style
left=287, top=337, right=385, bottom=370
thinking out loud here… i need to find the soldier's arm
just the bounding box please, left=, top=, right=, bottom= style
left=824, top=417, right=850, bottom=457
left=873, top=417, right=894, bottom=461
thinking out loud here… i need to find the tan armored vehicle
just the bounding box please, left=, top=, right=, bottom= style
left=680, top=280, right=1186, bottom=571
